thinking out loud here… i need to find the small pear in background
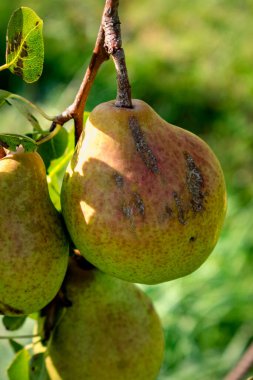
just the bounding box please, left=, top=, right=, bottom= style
left=61, top=99, right=227, bottom=284
left=0, top=151, right=69, bottom=315
left=42, top=257, right=164, bottom=380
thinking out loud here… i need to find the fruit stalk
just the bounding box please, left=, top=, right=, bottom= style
left=103, top=0, right=132, bottom=108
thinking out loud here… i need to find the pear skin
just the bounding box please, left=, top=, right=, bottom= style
left=44, top=258, right=164, bottom=380
left=61, top=100, right=227, bottom=284
left=0, top=151, right=69, bottom=315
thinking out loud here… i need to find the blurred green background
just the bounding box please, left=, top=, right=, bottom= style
left=0, top=0, right=253, bottom=379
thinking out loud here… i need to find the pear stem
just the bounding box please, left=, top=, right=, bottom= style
left=52, top=0, right=132, bottom=144
left=103, top=0, right=132, bottom=108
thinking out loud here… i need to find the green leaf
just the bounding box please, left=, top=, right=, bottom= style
left=0, top=133, right=37, bottom=152
left=28, top=313, right=39, bottom=321
left=9, top=339, right=24, bottom=354
left=38, top=127, right=69, bottom=169
left=8, top=348, right=30, bottom=380
left=0, top=90, right=11, bottom=107
left=3, top=316, right=27, bottom=331
left=83, top=111, right=90, bottom=124
left=6, top=7, right=44, bottom=83
left=6, top=99, right=42, bottom=133
left=29, top=353, right=49, bottom=380
left=0, top=89, right=41, bottom=130
left=47, top=126, right=75, bottom=210
left=0, top=90, right=53, bottom=132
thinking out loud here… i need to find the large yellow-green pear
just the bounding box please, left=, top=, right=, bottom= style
left=61, top=99, right=227, bottom=284
left=43, top=257, right=164, bottom=380
left=0, top=151, right=69, bottom=315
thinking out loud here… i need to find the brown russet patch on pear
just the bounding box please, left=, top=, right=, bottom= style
left=122, top=203, right=133, bottom=220
left=173, top=191, right=186, bottom=225
left=121, top=192, right=145, bottom=225
left=133, top=192, right=145, bottom=217
left=128, top=116, right=159, bottom=174
left=122, top=203, right=135, bottom=230
left=165, top=205, right=173, bottom=217
left=113, top=172, right=124, bottom=188
left=184, top=152, right=205, bottom=212
left=158, top=204, right=174, bottom=224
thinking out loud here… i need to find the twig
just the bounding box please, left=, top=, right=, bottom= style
left=0, top=334, right=39, bottom=340
left=224, top=343, right=253, bottom=380
left=0, top=146, right=6, bottom=158
left=53, top=23, right=109, bottom=143
left=52, top=0, right=132, bottom=144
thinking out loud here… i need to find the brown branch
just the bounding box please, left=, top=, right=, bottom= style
left=53, top=9, right=111, bottom=143
left=0, top=146, right=6, bottom=158
left=71, top=26, right=109, bottom=143
left=224, top=343, right=253, bottom=380
left=53, top=0, right=132, bottom=145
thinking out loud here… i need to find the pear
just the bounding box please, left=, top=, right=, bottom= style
left=61, top=99, right=227, bottom=284
left=0, top=151, right=69, bottom=315
left=43, top=258, right=164, bottom=380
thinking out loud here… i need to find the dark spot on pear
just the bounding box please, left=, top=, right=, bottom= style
left=122, top=204, right=133, bottom=219
left=173, top=191, right=186, bottom=225
left=165, top=205, right=173, bottom=217
left=113, top=172, right=124, bottom=188
left=133, top=192, right=145, bottom=216
left=128, top=116, right=159, bottom=174
left=189, top=236, right=196, bottom=242
left=184, top=152, right=204, bottom=212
